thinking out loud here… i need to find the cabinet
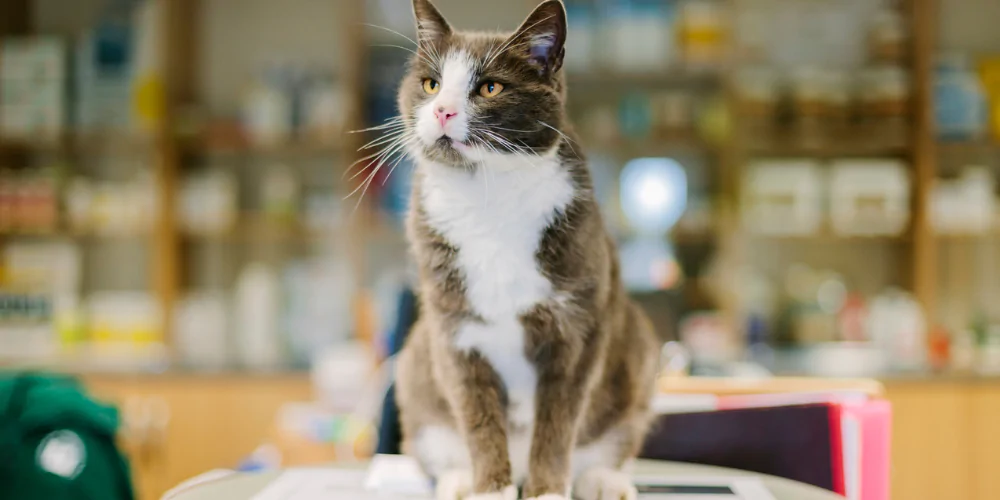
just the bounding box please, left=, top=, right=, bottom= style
left=82, top=374, right=312, bottom=500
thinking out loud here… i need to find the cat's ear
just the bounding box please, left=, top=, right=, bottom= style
left=509, top=0, right=567, bottom=77
left=412, top=0, right=452, bottom=45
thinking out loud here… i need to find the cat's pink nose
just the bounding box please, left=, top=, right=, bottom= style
left=435, top=106, right=459, bottom=127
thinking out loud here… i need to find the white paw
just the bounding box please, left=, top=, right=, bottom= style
left=436, top=469, right=473, bottom=500
left=466, top=485, right=518, bottom=500
left=573, top=468, right=638, bottom=500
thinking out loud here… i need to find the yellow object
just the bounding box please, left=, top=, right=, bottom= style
left=978, top=57, right=1000, bottom=142
left=133, top=75, right=165, bottom=133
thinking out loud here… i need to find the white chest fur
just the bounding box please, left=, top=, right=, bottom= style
left=419, top=152, right=575, bottom=482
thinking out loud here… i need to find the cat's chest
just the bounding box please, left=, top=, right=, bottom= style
left=419, top=158, right=574, bottom=320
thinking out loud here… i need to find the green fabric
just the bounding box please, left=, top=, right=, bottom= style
left=0, top=372, right=134, bottom=500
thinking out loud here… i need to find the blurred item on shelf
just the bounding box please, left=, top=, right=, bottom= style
left=828, top=159, right=910, bottom=237
left=735, top=66, right=780, bottom=144
left=979, top=56, right=1000, bottom=142
left=242, top=64, right=346, bottom=149
left=869, top=288, right=926, bottom=371
left=867, top=6, right=907, bottom=64
left=743, top=159, right=824, bottom=237
left=0, top=168, right=61, bottom=235
left=261, top=165, right=301, bottom=222
left=857, top=65, right=910, bottom=148
left=0, top=242, right=80, bottom=359
left=790, top=67, right=849, bottom=147
left=235, top=262, right=285, bottom=371
left=935, top=53, right=988, bottom=141
left=679, top=311, right=737, bottom=370
left=75, top=0, right=164, bottom=134
left=601, top=0, right=675, bottom=74
left=174, top=291, right=230, bottom=369
left=65, top=173, right=157, bottom=237
left=0, top=37, right=68, bottom=143
left=931, top=166, right=996, bottom=236
left=677, top=0, right=729, bottom=68
left=179, top=170, right=238, bottom=236
left=564, top=1, right=595, bottom=73
left=88, top=291, right=162, bottom=346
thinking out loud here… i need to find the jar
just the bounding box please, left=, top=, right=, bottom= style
left=651, top=91, right=694, bottom=139
left=868, top=8, right=907, bottom=63
left=858, top=65, right=910, bottom=148
left=790, top=67, right=829, bottom=149
left=735, top=67, right=780, bottom=148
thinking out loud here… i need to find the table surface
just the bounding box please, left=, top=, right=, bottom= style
left=168, top=460, right=844, bottom=500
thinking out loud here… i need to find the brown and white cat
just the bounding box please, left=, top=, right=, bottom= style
left=393, top=1, right=661, bottom=499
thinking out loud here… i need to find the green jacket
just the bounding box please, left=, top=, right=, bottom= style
left=0, top=373, right=134, bottom=500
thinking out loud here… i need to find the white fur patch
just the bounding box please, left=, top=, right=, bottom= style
left=436, top=469, right=473, bottom=500
left=466, top=485, right=518, bottom=500
left=573, top=468, right=637, bottom=500
left=417, top=49, right=474, bottom=146
left=571, top=429, right=627, bottom=479
left=525, top=496, right=570, bottom=500
left=415, top=426, right=471, bottom=477
left=420, top=149, right=574, bottom=486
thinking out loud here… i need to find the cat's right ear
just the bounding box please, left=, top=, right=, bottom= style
left=412, top=0, right=452, bottom=45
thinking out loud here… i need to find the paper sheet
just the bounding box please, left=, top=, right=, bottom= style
left=251, top=457, right=778, bottom=500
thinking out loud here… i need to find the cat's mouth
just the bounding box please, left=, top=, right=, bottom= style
left=436, top=136, right=469, bottom=152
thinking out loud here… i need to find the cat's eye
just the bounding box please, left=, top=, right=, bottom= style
left=479, top=82, right=504, bottom=98
left=422, top=78, right=440, bottom=95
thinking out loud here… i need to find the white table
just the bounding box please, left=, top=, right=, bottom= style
left=167, top=461, right=844, bottom=500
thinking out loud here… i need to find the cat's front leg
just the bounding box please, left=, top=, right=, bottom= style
left=448, top=350, right=517, bottom=500
left=521, top=336, right=590, bottom=500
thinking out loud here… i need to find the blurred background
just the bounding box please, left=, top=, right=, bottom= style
left=1, top=0, right=999, bottom=499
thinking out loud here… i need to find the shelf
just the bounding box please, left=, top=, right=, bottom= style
left=746, top=231, right=908, bottom=243
left=0, top=228, right=150, bottom=240
left=567, top=67, right=723, bottom=92
left=745, top=141, right=910, bottom=159
left=0, top=132, right=156, bottom=156
left=179, top=137, right=344, bottom=158
left=937, top=140, right=1000, bottom=156
left=585, top=135, right=721, bottom=156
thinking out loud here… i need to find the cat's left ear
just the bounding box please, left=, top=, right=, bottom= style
left=509, top=0, right=567, bottom=77
left=412, top=0, right=452, bottom=46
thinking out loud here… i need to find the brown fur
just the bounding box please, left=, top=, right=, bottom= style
left=395, top=1, right=661, bottom=498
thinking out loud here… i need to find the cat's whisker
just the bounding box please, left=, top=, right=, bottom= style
left=344, top=131, right=414, bottom=181
left=381, top=137, right=418, bottom=186
left=348, top=117, right=409, bottom=134
left=346, top=134, right=414, bottom=211
left=373, top=43, right=439, bottom=71
left=536, top=120, right=581, bottom=158
left=362, top=23, right=419, bottom=49
left=358, top=127, right=410, bottom=151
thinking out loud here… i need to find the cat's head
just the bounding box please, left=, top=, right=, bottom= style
left=398, top=0, right=569, bottom=168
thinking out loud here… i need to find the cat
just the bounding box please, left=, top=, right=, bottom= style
left=392, top=1, right=661, bottom=499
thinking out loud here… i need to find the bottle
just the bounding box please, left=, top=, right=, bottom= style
left=235, top=263, right=284, bottom=370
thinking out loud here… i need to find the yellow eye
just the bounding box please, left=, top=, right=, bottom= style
left=479, top=82, right=504, bottom=98
left=422, top=78, right=440, bottom=94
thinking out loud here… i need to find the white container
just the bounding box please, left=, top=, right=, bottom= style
left=829, top=160, right=910, bottom=237
left=234, top=263, right=284, bottom=370
left=931, top=167, right=996, bottom=235
left=868, top=289, right=926, bottom=372
left=174, top=292, right=230, bottom=369
left=743, top=160, right=824, bottom=236
left=602, top=2, right=674, bottom=73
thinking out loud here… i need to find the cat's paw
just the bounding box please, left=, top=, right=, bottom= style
left=436, top=469, right=473, bottom=500
left=573, top=468, right=638, bottom=500
left=465, top=485, right=518, bottom=500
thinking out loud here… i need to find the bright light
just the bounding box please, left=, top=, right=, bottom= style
left=620, top=157, right=688, bottom=235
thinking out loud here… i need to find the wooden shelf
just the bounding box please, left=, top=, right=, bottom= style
left=567, top=67, right=723, bottom=92
left=0, top=132, right=156, bottom=155
left=937, top=140, right=1000, bottom=156
left=745, top=140, right=910, bottom=158
left=179, top=137, right=344, bottom=158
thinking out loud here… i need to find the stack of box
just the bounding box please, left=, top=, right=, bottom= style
left=0, top=38, right=68, bottom=142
